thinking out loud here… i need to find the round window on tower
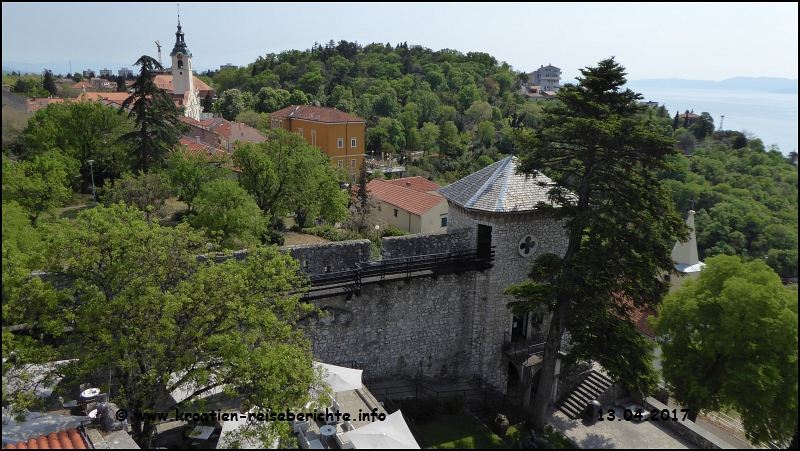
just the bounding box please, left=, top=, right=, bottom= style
left=518, top=235, right=539, bottom=258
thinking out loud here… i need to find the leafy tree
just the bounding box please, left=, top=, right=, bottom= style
left=2, top=201, right=61, bottom=415
left=117, top=77, right=128, bottom=92
left=439, top=121, right=461, bottom=157
left=652, top=255, right=798, bottom=446
left=39, top=203, right=316, bottom=447
left=2, top=153, right=76, bottom=224
left=102, top=171, right=173, bottom=221
left=254, top=87, right=290, bottom=113
left=190, top=178, right=265, bottom=248
left=344, top=160, right=377, bottom=234
left=233, top=129, right=349, bottom=227
left=167, top=150, right=230, bottom=214
left=43, top=71, right=57, bottom=96
left=120, top=55, right=188, bottom=173
left=504, top=57, right=687, bottom=431
left=690, top=112, right=715, bottom=140
left=476, top=120, right=496, bottom=147
left=288, top=89, right=308, bottom=106
left=419, top=122, right=440, bottom=154
left=235, top=110, right=270, bottom=131
left=214, top=88, right=247, bottom=121
left=22, top=99, right=134, bottom=192
left=297, top=70, right=325, bottom=95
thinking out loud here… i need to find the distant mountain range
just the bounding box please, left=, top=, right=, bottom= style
left=627, top=77, right=798, bottom=94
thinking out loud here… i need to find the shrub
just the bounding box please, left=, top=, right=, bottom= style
left=382, top=226, right=410, bottom=237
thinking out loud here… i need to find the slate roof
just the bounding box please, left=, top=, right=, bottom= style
left=437, top=156, right=572, bottom=213
left=269, top=105, right=365, bottom=123
left=367, top=179, right=445, bottom=216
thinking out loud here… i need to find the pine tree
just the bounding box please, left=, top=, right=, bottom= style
left=506, top=57, right=688, bottom=431
left=672, top=110, right=680, bottom=130
left=120, top=55, right=188, bottom=173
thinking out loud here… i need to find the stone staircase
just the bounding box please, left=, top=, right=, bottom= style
left=556, top=370, right=613, bottom=419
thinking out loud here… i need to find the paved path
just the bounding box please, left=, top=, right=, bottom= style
left=547, top=406, right=697, bottom=449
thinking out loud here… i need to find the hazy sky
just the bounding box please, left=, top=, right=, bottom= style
left=2, top=2, right=798, bottom=81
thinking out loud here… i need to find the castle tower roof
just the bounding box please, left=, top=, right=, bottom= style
left=437, top=156, right=573, bottom=213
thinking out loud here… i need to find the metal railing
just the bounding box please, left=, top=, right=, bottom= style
left=299, top=248, right=495, bottom=300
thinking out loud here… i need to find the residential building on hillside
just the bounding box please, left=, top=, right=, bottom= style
left=82, top=69, right=95, bottom=78
left=118, top=67, right=133, bottom=78
left=529, top=64, right=561, bottom=92
left=99, top=68, right=112, bottom=78
left=220, top=63, right=238, bottom=70
left=204, top=117, right=267, bottom=150
left=269, top=105, right=366, bottom=178
left=367, top=177, right=448, bottom=233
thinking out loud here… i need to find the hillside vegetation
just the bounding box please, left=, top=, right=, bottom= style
left=658, top=131, right=797, bottom=278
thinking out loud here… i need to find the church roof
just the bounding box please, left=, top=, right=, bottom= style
left=153, top=75, right=214, bottom=96
left=437, top=156, right=573, bottom=213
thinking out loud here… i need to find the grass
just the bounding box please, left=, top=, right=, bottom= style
left=412, top=413, right=509, bottom=449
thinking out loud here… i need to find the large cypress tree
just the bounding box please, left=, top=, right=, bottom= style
left=119, top=55, right=187, bottom=173
left=43, top=71, right=57, bottom=96
left=505, top=57, right=688, bottom=431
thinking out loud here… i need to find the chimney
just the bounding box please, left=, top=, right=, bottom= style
left=196, top=136, right=201, bottom=143
left=406, top=181, right=411, bottom=187
left=210, top=147, right=215, bottom=155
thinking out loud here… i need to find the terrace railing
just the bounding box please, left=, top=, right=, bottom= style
left=299, top=247, right=494, bottom=300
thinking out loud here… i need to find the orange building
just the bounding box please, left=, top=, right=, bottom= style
left=268, top=105, right=366, bottom=178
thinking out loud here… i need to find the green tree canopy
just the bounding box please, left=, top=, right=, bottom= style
left=505, top=57, right=688, bottom=431
left=189, top=178, right=265, bottom=249
left=39, top=204, right=316, bottom=447
left=2, top=153, right=76, bottom=224
left=22, top=99, right=134, bottom=191
left=652, top=255, right=798, bottom=446
left=233, top=129, right=349, bottom=227
left=101, top=171, right=173, bottom=221
left=167, top=149, right=232, bottom=214
left=214, top=88, right=248, bottom=121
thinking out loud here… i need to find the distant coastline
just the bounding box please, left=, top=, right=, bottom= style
left=628, top=77, right=798, bottom=94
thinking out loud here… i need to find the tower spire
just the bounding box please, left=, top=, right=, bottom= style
left=177, top=3, right=180, bottom=26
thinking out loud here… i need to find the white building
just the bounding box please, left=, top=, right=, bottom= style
left=98, top=68, right=112, bottom=78
left=530, top=64, right=562, bottom=92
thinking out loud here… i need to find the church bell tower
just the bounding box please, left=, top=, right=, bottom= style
left=170, top=16, right=193, bottom=96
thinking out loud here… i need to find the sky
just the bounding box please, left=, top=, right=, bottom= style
left=2, top=2, right=798, bottom=82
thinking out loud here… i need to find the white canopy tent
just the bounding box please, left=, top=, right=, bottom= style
left=313, top=362, right=363, bottom=402
left=345, top=410, right=420, bottom=449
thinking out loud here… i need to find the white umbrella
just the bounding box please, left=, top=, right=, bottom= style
left=345, top=410, right=420, bottom=449
left=313, top=362, right=363, bottom=402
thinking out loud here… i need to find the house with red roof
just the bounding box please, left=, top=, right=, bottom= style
left=269, top=105, right=365, bottom=179
left=366, top=177, right=448, bottom=233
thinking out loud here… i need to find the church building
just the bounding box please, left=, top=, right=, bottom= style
left=153, top=20, right=215, bottom=121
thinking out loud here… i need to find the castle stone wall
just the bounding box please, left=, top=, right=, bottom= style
left=281, top=240, right=371, bottom=274
left=381, top=228, right=472, bottom=260
left=299, top=272, right=480, bottom=383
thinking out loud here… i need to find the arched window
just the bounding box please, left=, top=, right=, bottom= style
left=178, top=60, right=184, bottom=69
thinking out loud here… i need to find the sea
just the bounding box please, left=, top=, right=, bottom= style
left=628, top=87, right=798, bottom=155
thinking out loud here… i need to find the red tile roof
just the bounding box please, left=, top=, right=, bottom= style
left=366, top=179, right=445, bottom=216
left=179, top=137, right=223, bottom=158
left=153, top=75, right=215, bottom=97
left=269, top=105, right=365, bottom=123
left=382, top=176, right=442, bottom=193
left=3, top=427, right=87, bottom=449
left=613, top=293, right=657, bottom=338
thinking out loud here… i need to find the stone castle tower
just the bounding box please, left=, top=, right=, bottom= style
left=295, top=156, right=570, bottom=396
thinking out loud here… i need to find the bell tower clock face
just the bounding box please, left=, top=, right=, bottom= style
left=177, top=53, right=183, bottom=60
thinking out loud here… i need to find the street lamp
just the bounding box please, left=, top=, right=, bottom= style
left=374, top=224, right=380, bottom=243
left=87, top=159, right=97, bottom=206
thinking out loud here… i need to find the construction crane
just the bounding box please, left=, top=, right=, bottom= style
left=155, top=40, right=162, bottom=66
